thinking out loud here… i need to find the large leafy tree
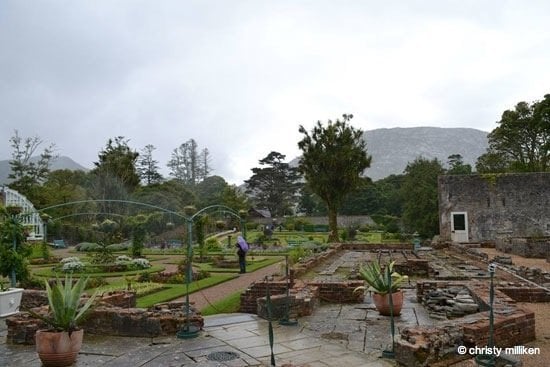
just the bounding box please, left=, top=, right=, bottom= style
left=446, top=154, right=472, bottom=175
left=401, top=157, right=444, bottom=238
left=298, top=114, right=371, bottom=242
left=245, top=151, right=302, bottom=217
left=194, top=175, right=228, bottom=208
left=8, top=130, right=56, bottom=201
left=91, top=136, right=140, bottom=200
left=476, top=94, right=550, bottom=173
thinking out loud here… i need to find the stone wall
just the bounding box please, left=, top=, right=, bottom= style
left=6, top=293, right=202, bottom=345
left=496, top=236, right=550, bottom=258
left=396, top=280, right=536, bottom=367
left=306, top=281, right=364, bottom=303
left=497, top=286, right=550, bottom=302
left=240, top=280, right=320, bottom=318
left=239, top=281, right=290, bottom=314
left=438, top=173, right=550, bottom=244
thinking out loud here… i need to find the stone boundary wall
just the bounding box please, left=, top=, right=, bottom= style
left=396, top=280, right=535, bottom=367
left=496, top=236, right=550, bottom=258
left=339, top=243, right=413, bottom=251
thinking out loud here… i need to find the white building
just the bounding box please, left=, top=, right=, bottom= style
left=1, top=186, right=44, bottom=241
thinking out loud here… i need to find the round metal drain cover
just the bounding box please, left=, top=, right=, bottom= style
left=206, top=351, right=240, bottom=361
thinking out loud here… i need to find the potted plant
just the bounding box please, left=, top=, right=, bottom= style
left=0, top=205, right=29, bottom=317
left=27, top=275, right=97, bottom=367
left=355, top=261, right=408, bottom=316
left=0, top=279, right=24, bottom=317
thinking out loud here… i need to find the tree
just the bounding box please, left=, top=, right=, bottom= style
left=477, top=94, right=550, bottom=173
left=475, top=151, right=509, bottom=173
left=446, top=154, right=472, bottom=174
left=245, top=151, right=302, bottom=217
left=220, top=185, right=249, bottom=212
left=138, top=144, right=163, bottom=185
left=91, top=136, right=140, bottom=201
left=298, top=114, right=372, bottom=242
left=8, top=130, right=57, bottom=201
left=198, top=148, right=212, bottom=181
left=297, top=186, right=326, bottom=216
left=194, top=175, right=228, bottom=208
left=167, top=139, right=204, bottom=185
left=400, top=157, right=444, bottom=238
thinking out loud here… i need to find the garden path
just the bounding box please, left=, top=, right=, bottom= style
left=177, top=261, right=283, bottom=310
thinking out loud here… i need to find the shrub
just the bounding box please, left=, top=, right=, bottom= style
left=62, top=259, right=85, bottom=273
left=130, top=258, right=151, bottom=269
left=206, top=238, right=221, bottom=251
left=76, top=242, right=101, bottom=252
left=115, top=255, right=132, bottom=264
left=61, top=256, right=82, bottom=264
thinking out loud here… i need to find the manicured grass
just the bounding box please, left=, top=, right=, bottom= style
left=32, top=265, right=166, bottom=278
left=200, top=291, right=242, bottom=315
left=136, top=273, right=237, bottom=308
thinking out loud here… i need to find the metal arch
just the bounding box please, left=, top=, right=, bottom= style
left=49, top=212, right=127, bottom=222
left=38, top=199, right=188, bottom=219
left=190, top=204, right=243, bottom=220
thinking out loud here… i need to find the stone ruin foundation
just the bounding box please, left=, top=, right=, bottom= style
left=395, top=280, right=535, bottom=367
left=6, top=290, right=203, bottom=345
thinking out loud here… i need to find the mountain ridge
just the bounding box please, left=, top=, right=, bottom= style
left=364, top=126, right=488, bottom=180
left=0, top=127, right=489, bottom=185
left=0, top=156, right=88, bottom=184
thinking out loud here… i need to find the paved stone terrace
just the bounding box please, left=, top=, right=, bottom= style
left=1, top=288, right=439, bottom=366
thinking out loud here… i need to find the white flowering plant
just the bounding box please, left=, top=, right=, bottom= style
left=62, top=259, right=85, bottom=273
left=130, top=258, right=151, bottom=269
left=60, top=257, right=82, bottom=264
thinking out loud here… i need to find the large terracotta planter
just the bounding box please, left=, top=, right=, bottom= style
left=0, top=288, right=23, bottom=317
left=372, top=290, right=404, bottom=316
left=35, top=329, right=84, bottom=367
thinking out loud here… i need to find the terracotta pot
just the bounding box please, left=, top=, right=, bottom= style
left=35, top=329, right=84, bottom=367
left=372, top=290, right=404, bottom=316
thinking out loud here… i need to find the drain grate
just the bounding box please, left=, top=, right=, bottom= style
left=206, top=351, right=240, bottom=361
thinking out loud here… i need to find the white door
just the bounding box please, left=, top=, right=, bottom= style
left=451, top=212, right=468, bottom=243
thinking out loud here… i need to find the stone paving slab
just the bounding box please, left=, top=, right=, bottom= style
left=2, top=290, right=428, bottom=367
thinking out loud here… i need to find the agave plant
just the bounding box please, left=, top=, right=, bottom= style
left=27, top=275, right=97, bottom=333
left=355, top=261, right=408, bottom=294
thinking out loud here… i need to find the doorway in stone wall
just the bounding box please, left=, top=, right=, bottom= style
left=451, top=212, right=468, bottom=242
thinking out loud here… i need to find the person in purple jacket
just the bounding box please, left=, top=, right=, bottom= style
left=236, top=235, right=248, bottom=274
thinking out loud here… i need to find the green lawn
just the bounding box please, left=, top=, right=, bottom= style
left=32, top=265, right=166, bottom=278
left=200, top=291, right=242, bottom=315
left=136, top=273, right=237, bottom=308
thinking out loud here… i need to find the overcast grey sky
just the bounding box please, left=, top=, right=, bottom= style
left=1, top=1, right=549, bottom=184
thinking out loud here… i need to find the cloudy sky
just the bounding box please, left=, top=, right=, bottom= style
left=1, top=1, right=549, bottom=184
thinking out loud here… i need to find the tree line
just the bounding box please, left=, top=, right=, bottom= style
left=4, top=93, right=550, bottom=242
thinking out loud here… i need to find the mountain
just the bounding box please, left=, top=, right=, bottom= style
left=364, top=127, right=488, bottom=180
left=0, top=156, right=89, bottom=184
left=291, top=127, right=489, bottom=181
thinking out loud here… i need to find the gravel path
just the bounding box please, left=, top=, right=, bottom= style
left=181, top=261, right=283, bottom=310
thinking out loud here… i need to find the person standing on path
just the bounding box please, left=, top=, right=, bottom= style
left=236, top=235, right=249, bottom=274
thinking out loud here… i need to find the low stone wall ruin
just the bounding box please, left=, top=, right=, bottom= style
left=496, top=236, right=550, bottom=258
left=395, top=280, right=536, bottom=367
left=6, top=290, right=203, bottom=345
